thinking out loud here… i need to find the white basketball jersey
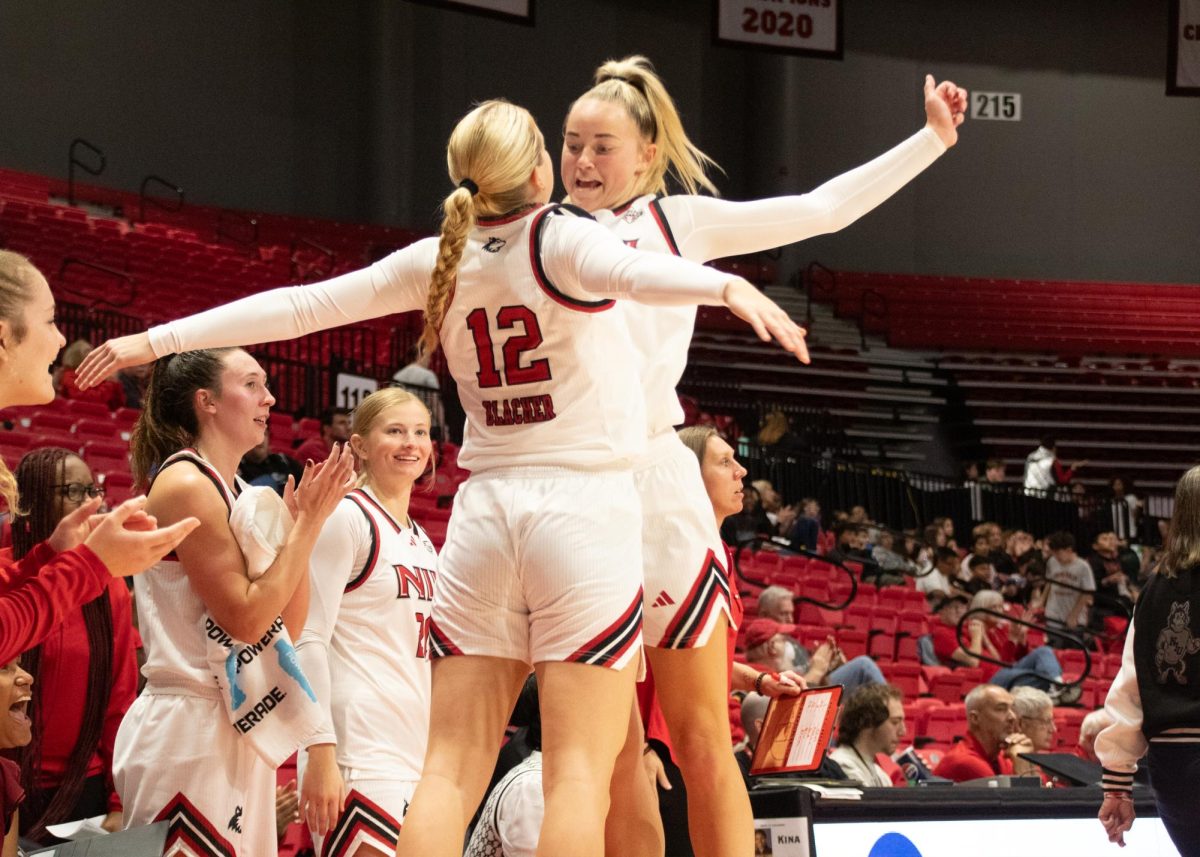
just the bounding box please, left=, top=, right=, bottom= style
left=136, top=449, right=242, bottom=691
left=325, top=487, right=437, bottom=779
left=594, top=195, right=696, bottom=438
left=440, top=204, right=645, bottom=472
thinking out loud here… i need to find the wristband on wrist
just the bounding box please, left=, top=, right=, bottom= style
left=1103, top=790, right=1133, bottom=800
left=754, top=672, right=769, bottom=694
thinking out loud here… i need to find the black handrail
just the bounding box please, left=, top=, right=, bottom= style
left=56, top=258, right=136, bottom=309
left=67, top=139, right=106, bottom=207
left=216, top=209, right=259, bottom=253
left=860, top=288, right=888, bottom=352
left=732, top=542, right=859, bottom=611
left=955, top=606, right=1091, bottom=689
left=290, top=238, right=335, bottom=282
left=1039, top=573, right=1132, bottom=644
left=138, top=175, right=184, bottom=222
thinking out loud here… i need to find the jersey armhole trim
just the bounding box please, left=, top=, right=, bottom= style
left=529, top=205, right=615, bottom=314
left=648, top=197, right=681, bottom=256
left=344, top=493, right=381, bottom=593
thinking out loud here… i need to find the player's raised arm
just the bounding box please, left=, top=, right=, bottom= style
left=75, top=240, right=439, bottom=389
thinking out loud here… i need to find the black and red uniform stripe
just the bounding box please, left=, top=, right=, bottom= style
left=529, top=204, right=615, bottom=313
left=320, top=789, right=401, bottom=857
left=153, top=793, right=236, bottom=857
left=657, top=549, right=731, bottom=649
left=343, top=492, right=382, bottom=594
left=428, top=618, right=464, bottom=658
left=568, top=589, right=644, bottom=667
left=648, top=197, right=681, bottom=256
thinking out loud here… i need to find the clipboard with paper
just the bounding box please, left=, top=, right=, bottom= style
left=750, top=685, right=843, bottom=776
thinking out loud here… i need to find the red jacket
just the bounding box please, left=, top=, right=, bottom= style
left=933, top=731, right=1014, bottom=782
left=0, top=542, right=112, bottom=665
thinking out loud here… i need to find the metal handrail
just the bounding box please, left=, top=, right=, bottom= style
left=216, top=209, right=259, bottom=252
left=732, top=542, right=859, bottom=611
left=138, top=175, right=184, bottom=222
left=290, top=237, right=335, bottom=282
left=955, top=606, right=1091, bottom=689
left=57, top=258, right=135, bottom=309
left=67, top=139, right=106, bottom=206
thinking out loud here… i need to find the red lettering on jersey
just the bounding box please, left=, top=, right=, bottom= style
left=395, top=565, right=436, bottom=601
left=480, top=394, right=557, bottom=427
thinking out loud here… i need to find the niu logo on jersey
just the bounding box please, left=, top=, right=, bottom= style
left=651, top=591, right=675, bottom=608
left=622, top=208, right=644, bottom=223
left=482, top=237, right=507, bottom=253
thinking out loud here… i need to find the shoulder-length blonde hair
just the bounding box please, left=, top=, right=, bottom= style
left=1159, top=465, right=1200, bottom=577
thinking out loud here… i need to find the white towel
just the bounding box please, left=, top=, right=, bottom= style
left=205, top=486, right=324, bottom=767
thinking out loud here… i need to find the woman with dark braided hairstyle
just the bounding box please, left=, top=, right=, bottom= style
left=6, top=448, right=138, bottom=844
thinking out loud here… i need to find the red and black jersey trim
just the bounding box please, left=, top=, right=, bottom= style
left=343, top=492, right=382, bottom=594
left=155, top=449, right=239, bottom=517
left=529, top=204, right=615, bottom=313
left=609, top=196, right=641, bottom=218
left=351, top=487, right=407, bottom=534
left=568, top=589, right=643, bottom=667
left=656, top=549, right=731, bottom=649
left=153, top=793, right=236, bottom=857
left=428, top=618, right=464, bottom=658
left=320, top=789, right=401, bottom=857
left=648, top=197, right=681, bottom=256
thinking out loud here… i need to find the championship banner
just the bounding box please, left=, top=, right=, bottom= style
left=714, top=0, right=842, bottom=60
left=1168, top=0, right=1200, bottom=95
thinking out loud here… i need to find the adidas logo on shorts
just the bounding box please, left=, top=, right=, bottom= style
left=651, top=591, right=675, bottom=608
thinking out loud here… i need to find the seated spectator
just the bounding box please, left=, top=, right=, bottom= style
left=742, top=618, right=884, bottom=700
left=932, top=516, right=959, bottom=552
left=986, top=522, right=1016, bottom=579
left=961, top=554, right=996, bottom=596
left=756, top=410, right=801, bottom=454
left=1087, top=531, right=1138, bottom=631
left=720, top=485, right=772, bottom=547
left=870, top=530, right=918, bottom=578
left=961, top=461, right=980, bottom=483
left=294, top=407, right=351, bottom=463
left=916, top=546, right=959, bottom=604
left=1044, top=531, right=1095, bottom=646
left=56, top=339, right=125, bottom=410
left=923, top=523, right=947, bottom=552
left=116, top=363, right=151, bottom=411
left=238, top=428, right=304, bottom=496
left=932, top=685, right=1037, bottom=782
left=1, top=656, right=34, bottom=846
left=827, top=523, right=889, bottom=584
left=984, top=459, right=1006, bottom=484
left=927, top=591, right=1073, bottom=697
left=785, top=498, right=822, bottom=553
left=958, top=528, right=992, bottom=580
left=1074, top=709, right=1114, bottom=763
left=1011, top=687, right=1056, bottom=753
left=829, top=684, right=905, bottom=788
left=847, top=505, right=872, bottom=526
left=751, top=480, right=782, bottom=527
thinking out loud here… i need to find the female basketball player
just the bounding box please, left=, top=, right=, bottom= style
left=562, top=57, right=965, bottom=857
left=113, top=347, right=355, bottom=856
left=0, top=251, right=199, bottom=666
left=296, top=388, right=438, bottom=857
left=73, top=99, right=805, bottom=857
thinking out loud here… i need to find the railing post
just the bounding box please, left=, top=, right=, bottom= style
left=138, top=175, right=185, bottom=223
left=67, top=139, right=106, bottom=207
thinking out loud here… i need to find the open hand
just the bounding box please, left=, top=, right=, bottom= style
left=722, top=279, right=809, bottom=364
left=74, top=332, right=155, bottom=390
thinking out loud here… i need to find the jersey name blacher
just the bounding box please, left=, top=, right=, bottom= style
left=482, top=394, right=557, bottom=427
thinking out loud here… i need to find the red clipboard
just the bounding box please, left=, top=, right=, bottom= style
left=749, top=685, right=843, bottom=775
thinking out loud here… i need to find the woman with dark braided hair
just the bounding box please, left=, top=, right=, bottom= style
left=5, top=448, right=137, bottom=844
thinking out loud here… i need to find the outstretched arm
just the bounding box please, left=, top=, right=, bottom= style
left=75, top=239, right=439, bottom=389
left=662, top=74, right=966, bottom=264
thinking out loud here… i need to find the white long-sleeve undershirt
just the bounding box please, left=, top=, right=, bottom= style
left=657, top=126, right=946, bottom=263
left=148, top=214, right=731, bottom=358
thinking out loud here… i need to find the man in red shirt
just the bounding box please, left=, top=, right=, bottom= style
left=933, top=684, right=1037, bottom=781
left=294, top=407, right=351, bottom=463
